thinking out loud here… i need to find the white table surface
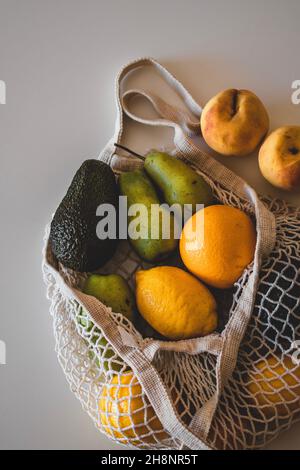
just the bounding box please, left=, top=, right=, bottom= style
left=0, top=0, right=299, bottom=450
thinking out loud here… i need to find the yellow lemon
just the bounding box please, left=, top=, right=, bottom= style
left=180, top=205, right=256, bottom=289
left=135, top=266, right=218, bottom=340
left=247, top=355, right=300, bottom=418
left=99, top=371, right=169, bottom=445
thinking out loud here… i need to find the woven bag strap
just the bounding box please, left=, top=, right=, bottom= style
left=98, top=56, right=202, bottom=164
left=100, top=57, right=276, bottom=257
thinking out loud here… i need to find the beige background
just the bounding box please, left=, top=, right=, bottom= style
left=0, top=0, right=299, bottom=450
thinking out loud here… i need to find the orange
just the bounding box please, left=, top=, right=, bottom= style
left=246, top=355, right=300, bottom=418
left=99, top=371, right=169, bottom=445
left=180, top=205, right=256, bottom=289
left=135, top=266, right=217, bottom=340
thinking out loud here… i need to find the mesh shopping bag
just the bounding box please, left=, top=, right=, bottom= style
left=42, top=58, right=300, bottom=450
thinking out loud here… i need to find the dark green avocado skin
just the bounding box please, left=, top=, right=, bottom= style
left=50, top=159, right=118, bottom=272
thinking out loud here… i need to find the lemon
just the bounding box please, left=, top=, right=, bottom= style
left=135, top=266, right=217, bottom=340
left=99, top=371, right=169, bottom=445
left=247, top=355, right=300, bottom=417
left=180, top=205, right=256, bottom=289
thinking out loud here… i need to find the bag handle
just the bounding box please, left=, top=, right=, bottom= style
left=108, top=57, right=276, bottom=260
left=98, top=56, right=202, bottom=164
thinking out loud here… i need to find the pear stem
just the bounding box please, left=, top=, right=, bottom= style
left=114, top=143, right=145, bottom=161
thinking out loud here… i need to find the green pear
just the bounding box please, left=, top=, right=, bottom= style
left=76, top=274, right=135, bottom=372
left=83, top=273, right=135, bottom=321
left=119, top=170, right=178, bottom=262
left=144, top=151, right=214, bottom=214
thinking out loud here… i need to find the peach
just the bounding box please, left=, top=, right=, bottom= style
left=200, top=89, right=269, bottom=156
left=259, top=126, right=300, bottom=191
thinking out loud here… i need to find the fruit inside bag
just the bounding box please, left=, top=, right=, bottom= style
left=42, top=58, right=300, bottom=450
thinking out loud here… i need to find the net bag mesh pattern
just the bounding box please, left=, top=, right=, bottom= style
left=42, top=58, right=300, bottom=450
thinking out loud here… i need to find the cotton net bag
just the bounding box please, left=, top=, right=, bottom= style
left=42, top=58, right=300, bottom=450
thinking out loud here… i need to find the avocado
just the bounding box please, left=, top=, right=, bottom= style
left=50, top=159, right=118, bottom=272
